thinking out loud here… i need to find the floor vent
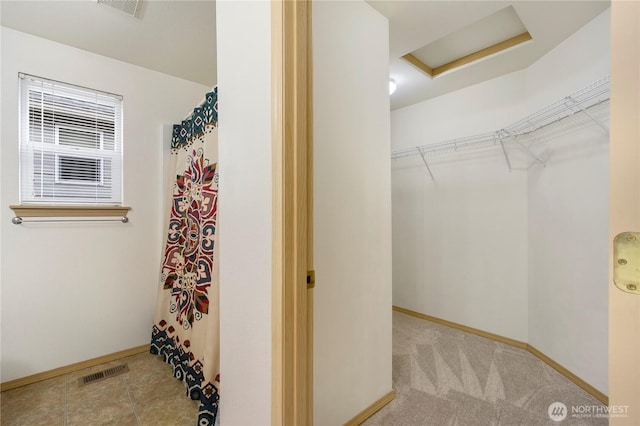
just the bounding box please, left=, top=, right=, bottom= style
left=78, top=364, right=129, bottom=387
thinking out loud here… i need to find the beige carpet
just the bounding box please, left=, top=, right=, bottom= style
left=363, top=311, right=607, bottom=426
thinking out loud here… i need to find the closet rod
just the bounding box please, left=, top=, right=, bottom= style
left=506, top=98, right=609, bottom=138
left=12, top=216, right=129, bottom=225
left=393, top=132, right=498, bottom=159
left=391, top=75, right=610, bottom=161
left=507, top=87, right=609, bottom=136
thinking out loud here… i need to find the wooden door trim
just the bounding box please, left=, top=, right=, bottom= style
left=609, top=1, right=640, bottom=424
left=306, top=2, right=314, bottom=424
left=272, top=1, right=312, bottom=425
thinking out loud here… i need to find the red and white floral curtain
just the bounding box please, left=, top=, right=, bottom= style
left=151, top=88, right=220, bottom=425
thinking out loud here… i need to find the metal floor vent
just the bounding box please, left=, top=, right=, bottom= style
left=78, top=364, right=129, bottom=387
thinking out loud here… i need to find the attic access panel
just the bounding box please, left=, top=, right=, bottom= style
left=403, top=6, right=532, bottom=78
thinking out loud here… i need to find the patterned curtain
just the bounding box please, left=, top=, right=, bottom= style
left=150, top=88, right=220, bottom=425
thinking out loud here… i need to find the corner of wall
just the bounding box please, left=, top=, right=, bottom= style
left=524, top=7, right=610, bottom=394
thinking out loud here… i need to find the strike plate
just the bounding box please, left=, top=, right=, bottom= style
left=307, top=270, right=315, bottom=289
left=613, top=232, right=640, bottom=295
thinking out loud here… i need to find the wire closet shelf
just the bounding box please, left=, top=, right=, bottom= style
left=390, top=75, right=610, bottom=173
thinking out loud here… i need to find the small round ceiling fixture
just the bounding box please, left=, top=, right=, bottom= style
left=389, top=79, right=397, bottom=95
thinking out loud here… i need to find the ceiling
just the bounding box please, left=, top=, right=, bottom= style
left=1, top=1, right=609, bottom=110
left=0, top=0, right=217, bottom=88
left=368, top=1, right=610, bottom=109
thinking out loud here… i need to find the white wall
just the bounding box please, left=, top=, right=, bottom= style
left=392, top=71, right=527, bottom=150
left=525, top=8, right=611, bottom=112
left=215, top=2, right=272, bottom=425
left=526, top=9, right=610, bottom=394
left=391, top=8, right=610, bottom=394
left=0, top=27, right=209, bottom=382
left=313, top=2, right=392, bottom=425
left=391, top=71, right=530, bottom=341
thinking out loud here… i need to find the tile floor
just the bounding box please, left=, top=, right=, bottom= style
left=0, top=352, right=199, bottom=426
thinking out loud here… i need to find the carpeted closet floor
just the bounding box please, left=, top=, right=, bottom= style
left=363, top=311, right=607, bottom=426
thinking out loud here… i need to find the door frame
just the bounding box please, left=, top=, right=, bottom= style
left=609, top=1, right=640, bottom=424
left=271, top=1, right=313, bottom=425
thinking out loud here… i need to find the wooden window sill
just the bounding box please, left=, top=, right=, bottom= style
left=9, top=205, right=131, bottom=218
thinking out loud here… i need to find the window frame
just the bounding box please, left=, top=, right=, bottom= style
left=16, top=73, right=125, bottom=210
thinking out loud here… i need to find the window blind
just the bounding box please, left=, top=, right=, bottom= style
left=18, top=73, right=124, bottom=205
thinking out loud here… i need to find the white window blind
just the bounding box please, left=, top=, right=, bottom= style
left=19, top=73, right=123, bottom=205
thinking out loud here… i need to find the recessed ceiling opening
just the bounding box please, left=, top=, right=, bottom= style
left=403, top=6, right=532, bottom=78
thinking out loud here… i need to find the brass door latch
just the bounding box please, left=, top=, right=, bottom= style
left=614, top=232, right=640, bottom=295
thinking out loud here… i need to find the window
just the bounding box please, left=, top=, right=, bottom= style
left=19, top=73, right=123, bottom=205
